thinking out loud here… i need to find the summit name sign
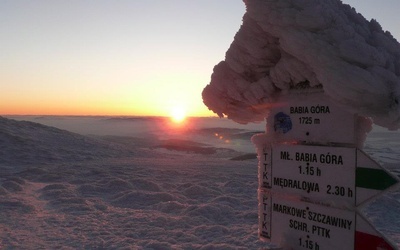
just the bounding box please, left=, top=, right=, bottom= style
left=266, top=94, right=356, bottom=145
left=255, top=92, right=399, bottom=250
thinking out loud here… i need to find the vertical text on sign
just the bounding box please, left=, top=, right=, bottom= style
left=260, top=145, right=272, bottom=189
left=259, top=190, right=272, bottom=240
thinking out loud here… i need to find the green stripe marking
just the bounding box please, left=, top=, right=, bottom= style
left=356, top=167, right=398, bottom=190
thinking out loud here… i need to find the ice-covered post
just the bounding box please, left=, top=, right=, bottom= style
left=252, top=91, right=399, bottom=250
left=201, top=0, right=400, bottom=248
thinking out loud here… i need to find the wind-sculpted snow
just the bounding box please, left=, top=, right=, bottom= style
left=1, top=117, right=399, bottom=248
left=0, top=152, right=264, bottom=249
left=202, top=0, right=400, bottom=129
left=0, top=117, right=266, bottom=248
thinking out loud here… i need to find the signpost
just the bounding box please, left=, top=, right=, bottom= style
left=259, top=191, right=396, bottom=250
left=266, top=93, right=356, bottom=145
left=255, top=92, right=399, bottom=249
left=259, top=144, right=399, bottom=208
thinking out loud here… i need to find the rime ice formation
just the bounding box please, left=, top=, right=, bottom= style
left=202, top=0, right=400, bottom=130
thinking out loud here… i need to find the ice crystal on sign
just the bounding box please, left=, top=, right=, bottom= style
left=202, top=0, right=400, bottom=130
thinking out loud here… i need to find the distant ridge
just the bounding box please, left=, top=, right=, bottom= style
left=0, top=116, right=131, bottom=166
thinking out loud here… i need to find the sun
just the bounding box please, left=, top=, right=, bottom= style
left=170, top=106, right=187, bottom=123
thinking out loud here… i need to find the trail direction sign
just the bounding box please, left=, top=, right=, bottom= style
left=259, top=192, right=396, bottom=250
left=356, top=149, right=399, bottom=206
left=259, top=144, right=399, bottom=207
left=256, top=92, right=399, bottom=249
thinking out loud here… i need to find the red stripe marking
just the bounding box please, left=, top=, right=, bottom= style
left=355, top=231, right=394, bottom=250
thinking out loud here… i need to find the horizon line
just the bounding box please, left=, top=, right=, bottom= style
left=1, top=114, right=220, bottom=118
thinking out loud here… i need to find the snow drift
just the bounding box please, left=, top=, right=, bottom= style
left=1, top=116, right=399, bottom=248
left=0, top=116, right=267, bottom=249
left=202, top=0, right=400, bottom=129
left=0, top=116, right=134, bottom=166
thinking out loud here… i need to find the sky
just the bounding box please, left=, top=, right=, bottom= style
left=1, top=0, right=400, bottom=117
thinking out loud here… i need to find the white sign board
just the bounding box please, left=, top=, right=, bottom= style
left=271, top=144, right=356, bottom=207
left=258, top=144, right=399, bottom=207
left=259, top=192, right=395, bottom=250
left=266, top=93, right=356, bottom=144
left=260, top=191, right=355, bottom=249
left=256, top=92, right=398, bottom=249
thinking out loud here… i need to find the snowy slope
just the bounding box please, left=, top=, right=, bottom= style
left=0, top=117, right=398, bottom=249
left=0, top=116, right=134, bottom=167
left=0, top=117, right=268, bottom=249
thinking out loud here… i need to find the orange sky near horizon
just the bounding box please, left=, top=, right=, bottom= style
left=0, top=89, right=217, bottom=117
left=1, top=1, right=399, bottom=117
left=0, top=69, right=218, bottom=117
left=0, top=1, right=244, bottom=117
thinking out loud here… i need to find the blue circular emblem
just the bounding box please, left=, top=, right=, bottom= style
left=274, top=112, right=292, bottom=134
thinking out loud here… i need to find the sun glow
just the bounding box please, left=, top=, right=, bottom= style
left=170, top=106, right=187, bottom=123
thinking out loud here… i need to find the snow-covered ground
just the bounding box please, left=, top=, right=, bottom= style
left=1, top=116, right=399, bottom=249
